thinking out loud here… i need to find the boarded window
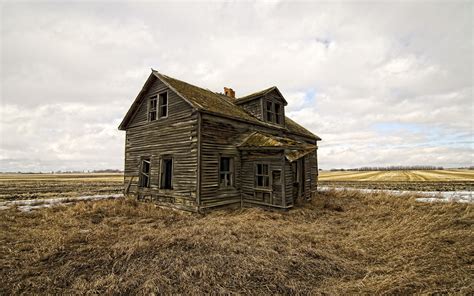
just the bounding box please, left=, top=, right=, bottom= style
left=256, top=163, right=269, bottom=187
left=159, top=92, right=168, bottom=118
left=255, top=191, right=271, bottom=202
left=161, top=158, right=173, bottom=189
left=272, top=170, right=281, bottom=186
left=148, top=96, right=157, bottom=121
left=139, top=158, right=151, bottom=187
left=219, top=156, right=234, bottom=187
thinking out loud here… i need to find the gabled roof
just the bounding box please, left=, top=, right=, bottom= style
left=119, top=70, right=320, bottom=141
left=239, top=132, right=317, bottom=162
left=235, top=86, right=288, bottom=106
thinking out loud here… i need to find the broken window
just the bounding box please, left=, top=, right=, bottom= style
left=139, top=158, right=151, bottom=187
left=159, top=92, right=168, bottom=118
left=161, top=158, right=173, bottom=189
left=148, top=96, right=157, bottom=121
left=255, top=163, right=269, bottom=187
left=219, top=156, right=234, bottom=187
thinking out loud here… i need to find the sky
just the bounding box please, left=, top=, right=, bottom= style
left=0, top=0, right=472, bottom=172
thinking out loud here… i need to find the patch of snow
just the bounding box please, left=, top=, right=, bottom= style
left=0, top=194, right=123, bottom=212
left=318, top=187, right=473, bottom=204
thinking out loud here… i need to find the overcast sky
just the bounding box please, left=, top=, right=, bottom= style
left=0, top=1, right=472, bottom=172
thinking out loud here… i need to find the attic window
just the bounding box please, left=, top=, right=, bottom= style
left=148, top=96, right=157, bottom=121
left=275, top=103, right=282, bottom=124
left=265, top=100, right=283, bottom=124
left=159, top=92, right=168, bottom=118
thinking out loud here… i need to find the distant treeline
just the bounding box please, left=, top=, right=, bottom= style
left=330, top=166, right=446, bottom=172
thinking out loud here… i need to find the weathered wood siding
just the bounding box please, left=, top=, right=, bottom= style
left=238, top=98, right=263, bottom=120
left=199, top=114, right=243, bottom=207
left=124, top=77, right=198, bottom=211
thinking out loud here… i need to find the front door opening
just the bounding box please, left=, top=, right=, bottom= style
left=161, top=158, right=173, bottom=189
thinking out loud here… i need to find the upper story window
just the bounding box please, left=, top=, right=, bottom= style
left=265, top=100, right=283, bottom=124
left=159, top=92, right=168, bottom=118
left=148, top=91, right=168, bottom=122
left=148, top=96, right=157, bottom=121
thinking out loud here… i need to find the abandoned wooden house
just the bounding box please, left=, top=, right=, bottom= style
left=118, top=69, right=321, bottom=211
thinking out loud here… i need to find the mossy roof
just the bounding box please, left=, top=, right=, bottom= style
left=239, top=132, right=317, bottom=162
left=120, top=70, right=320, bottom=141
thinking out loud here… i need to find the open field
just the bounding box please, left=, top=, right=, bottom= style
left=1, top=189, right=472, bottom=294
left=0, top=173, right=123, bottom=201
left=319, top=169, right=474, bottom=191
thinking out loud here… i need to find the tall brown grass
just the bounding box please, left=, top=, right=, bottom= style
left=1, top=190, right=472, bottom=294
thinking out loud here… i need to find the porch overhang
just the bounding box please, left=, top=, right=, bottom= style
left=238, top=131, right=317, bottom=162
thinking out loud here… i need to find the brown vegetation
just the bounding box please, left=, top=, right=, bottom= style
left=1, top=189, right=472, bottom=294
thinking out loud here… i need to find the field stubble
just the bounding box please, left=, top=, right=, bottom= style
left=319, top=170, right=474, bottom=191
left=1, top=189, right=472, bottom=294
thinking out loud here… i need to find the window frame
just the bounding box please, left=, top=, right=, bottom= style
left=274, top=102, right=282, bottom=124
left=158, top=91, right=168, bottom=119
left=148, top=96, right=158, bottom=122
left=255, top=163, right=270, bottom=188
left=139, top=157, right=151, bottom=188
left=219, top=156, right=234, bottom=188
left=264, top=99, right=283, bottom=125
left=160, top=156, right=173, bottom=190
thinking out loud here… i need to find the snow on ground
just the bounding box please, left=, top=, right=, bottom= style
left=0, top=194, right=124, bottom=212
left=319, top=187, right=473, bottom=203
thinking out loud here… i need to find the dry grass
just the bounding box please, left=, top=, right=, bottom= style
left=1, top=190, right=472, bottom=295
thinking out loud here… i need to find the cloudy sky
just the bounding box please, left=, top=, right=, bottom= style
left=0, top=1, right=472, bottom=172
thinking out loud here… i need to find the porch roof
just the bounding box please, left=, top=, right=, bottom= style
left=238, top=132, right=317, bottom=162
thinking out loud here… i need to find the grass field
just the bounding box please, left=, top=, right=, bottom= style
left=319, top=169, right=474, bottom=191
left=1, top=189, right=472, bottom=294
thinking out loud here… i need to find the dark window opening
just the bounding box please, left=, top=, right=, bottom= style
left=161, top=158, right=173, bottom=189
left=159, top=92, right=168, bottom=118
left=219, top=156, right=234, bottom=187
left=256, top=163, right=269, bottom=187
left=265, top=100, right=283, bottom=124
left=266, top=101, right=273, bottom=122
left=139, top=158, right=151, bottom=187
left=148, top=96, right=157, bottom=121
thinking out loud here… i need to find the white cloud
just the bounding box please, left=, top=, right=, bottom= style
left=0, top=1, right=472, bottom=171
